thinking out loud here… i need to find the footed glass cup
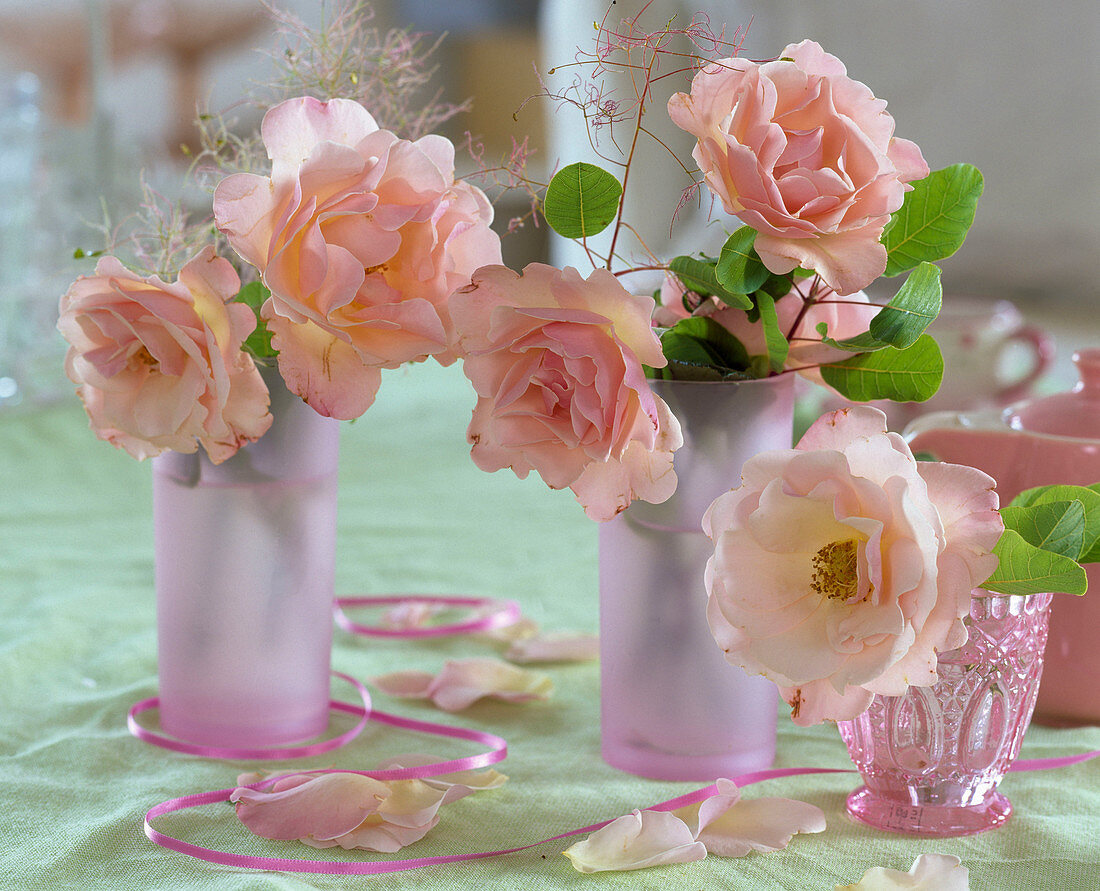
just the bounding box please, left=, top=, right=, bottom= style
left=838, top=591, right=1052, bottom=836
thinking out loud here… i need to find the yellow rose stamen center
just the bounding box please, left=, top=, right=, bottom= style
left=811, top=539, right=860, bottom=601
left=129, top=346, right=158, bottom=370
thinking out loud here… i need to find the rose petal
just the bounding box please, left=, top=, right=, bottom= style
left=838, top=853, right=970, bottom=890
left=693, top=797, right=827, bottom=857
left=232, top=764, right=507, bottom=854
left=231, top=772, right=391, bottom=841
left=505, top=632, right=599, bottom=663
left=369, top=670, right=436, bottom=699
left=563, top=810, right=707, bottom=873
left=371, top=658, right=553, bottom=711
left=480, top=615, right=540, bottom=643
left=672, top=779, right=826, bottom=857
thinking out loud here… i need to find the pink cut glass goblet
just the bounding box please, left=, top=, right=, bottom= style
left=837, top=591, right=1053, bottom=836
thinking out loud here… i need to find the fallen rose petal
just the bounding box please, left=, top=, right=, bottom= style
left=371, top=657, right=553, bottom=711
left=480, top=615, right=540, bottom=643
left=838, top=853, right=969, bottom=890
left=692, top=798, right=827, bottom=857
left=231, top=772, right=392, bottom=842
left=563, top=810, right=706, bottom=873
left=505, top=632, right=599, bottom=663
left=380, top=601, right=449, bottom=630
left=231, top=765, right=506, bottom=854
left=672, top=779, right=826, bottom=858
left=369, top=670, right=436, bottom=699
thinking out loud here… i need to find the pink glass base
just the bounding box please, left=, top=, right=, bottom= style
left=838, top=591, right=1051, bottom=837
left=845, top=786, right=1012, bottom=837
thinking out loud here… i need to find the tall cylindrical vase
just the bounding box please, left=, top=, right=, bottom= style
left=152, top=375, right=340, bottom=748
left=599, top=375, right=794, bottom=781
left=838, top=591, right=1053, bottom=836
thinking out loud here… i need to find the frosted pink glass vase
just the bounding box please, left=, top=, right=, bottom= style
left=838, top=591, right=1053, bottom=836
left=599, top=376, right=793, bottom=781
left=152, top=376, right=340, bottom=748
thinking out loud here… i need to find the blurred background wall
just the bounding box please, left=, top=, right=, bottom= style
left=0, top=0, right=1095, bottom=407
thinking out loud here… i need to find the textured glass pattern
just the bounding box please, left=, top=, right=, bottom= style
left=838, top=591, right=1053, bottom=836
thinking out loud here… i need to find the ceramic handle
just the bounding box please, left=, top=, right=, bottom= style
left=994, top=325, right=1055, bottom=403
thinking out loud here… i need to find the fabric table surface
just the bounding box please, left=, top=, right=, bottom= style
left=2, top=361, right=1097, bottom=890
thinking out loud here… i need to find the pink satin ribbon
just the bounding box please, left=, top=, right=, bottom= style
left=333, top=594, right=522, bottom=638
left=132, top=595, right=1100, bottom=875
left=140, top=727, right=1100, bottom=875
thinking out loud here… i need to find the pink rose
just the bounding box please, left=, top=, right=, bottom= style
left=703, top=406, right=1002, bottom=725
left=668, top=40, right=929, bottom=295
left=450, top=264, right=683, bottom=521
left=57, top=247, right=272, bottom=463
left=213, top=96, right=501, bottom=419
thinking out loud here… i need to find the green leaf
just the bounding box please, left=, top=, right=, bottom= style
left=981, top=528, right=1088, bottom=596
left=663, top=360, right=756, bottom=382
left=818, top=334, right=943, bottom=402
left=659, top=316, right=751, bottom=373
left=234, top=281, right=269, bottom=312
left=1000, top=501, right=1085, bottom=561
left=827, top=263, right=943, bottom=352
left=234, top=281, right=278, bottom=359
left=755, top=291, right=789, bottom=373
left=1010, top=484, right=1100, bottom=563
left=668, top=255, right=753, bottom=310
left=883, top=164, right=984, bottom=277
left=715, top=227, right=771, bottom=295
left=542, top=162, right=622, bottom=239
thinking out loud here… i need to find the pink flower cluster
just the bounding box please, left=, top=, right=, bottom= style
left=213, top=96, right=502, bottom=419
left=58, top=97, right=684, bottom=520
left=669, top=40, right=928, bottom=295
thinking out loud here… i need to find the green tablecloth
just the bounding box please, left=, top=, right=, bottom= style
left=2, top=361, right=1097, bottom=890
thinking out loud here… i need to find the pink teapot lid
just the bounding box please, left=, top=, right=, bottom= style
left=1008, top=349, right=1100, bottom=439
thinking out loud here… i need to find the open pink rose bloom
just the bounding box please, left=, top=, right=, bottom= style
left=668, top=40, right=928, bottom=295
left=704, top=406, right=1003, bottom=725
left=214, top=96, right=501, bottom=419
left=450, top=263, right=683, bottom=521
left=57, top=247, right=272, bottom=462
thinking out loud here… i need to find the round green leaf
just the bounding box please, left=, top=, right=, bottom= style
left=883, top=164, right=984, bottom=277
left=543, top=162, right=623, bottom=239
left=818, top=334, right=943, bottom=403
left=715, top=227, right=770, bottom=295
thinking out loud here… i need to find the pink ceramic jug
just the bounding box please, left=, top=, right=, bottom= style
left=906, top=349, right=1100, bottom=726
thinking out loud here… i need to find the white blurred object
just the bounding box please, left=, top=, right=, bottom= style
left=0, top=70, right=48, bottom=410
left=0, top=72, right=41, bottom=289
left=538, top=0, right=715, bottom=280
